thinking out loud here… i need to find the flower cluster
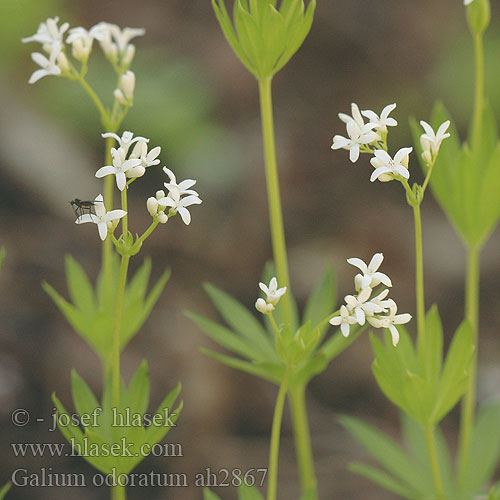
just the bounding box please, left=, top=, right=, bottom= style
left=22, top=17, right=143, bottom=98
left=329, top=254, right=411, bottom=346
left=331, top=102, right=451, bottom=184
left=75, top=131, right=202, bottom=240
left=255, top=278, right=287, bottom=314
left=146, top=167, right=202, bottom=226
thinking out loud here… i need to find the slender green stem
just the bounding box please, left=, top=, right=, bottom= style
left=457, top=245, right=480, bottom=487
left=102, top=138, right=115, bottom=308
left=288, top=385, right=317, bottom=498
left=421, top=158, right=435, bottom=195
left=77, top=76, right=108, bottom=124
left=268, top=312, right=281, bottom=337
left=121, top=189, right=128, bottom=238
left=413, top=204, right=426, bottom=357
left=471, top=33, right=484, bottom=147
left=111, top=483, right=126, bottom=500
left=267, top=371, right=289, bottom=500
left=425, top=425, right=445, bottom=500
left=134, top=220, right=159, bottom=248
left=258, top=77, right=293, bottom=327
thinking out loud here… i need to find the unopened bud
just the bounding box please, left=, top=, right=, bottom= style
left=122, top=44, right=135, bottom=67
left=56, top=52, right=70, bottom=72
left=147, top=197, right=159, bottom=216
left=157, top=211, right=168, bottom=224
left=72, top=38, right=89, bottom=61
left=156, top=190, right=166, bottom=200
left=114, top=88, right=127, bottom=106
left=255, top=298, right=274, bottom=314
left=422, top=150, right=432, bottom=166
left=121, top=70, right=135, bottom=101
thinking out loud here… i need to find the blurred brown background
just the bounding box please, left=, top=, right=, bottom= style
left=1, top=0, right=500, bottom=499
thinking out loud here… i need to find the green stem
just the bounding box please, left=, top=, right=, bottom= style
left=258, top=77, right=293, bottom=328
left=471, top=33, right=484, bottom=147
left=288, top=385, right=317, bottom=498
left=267, top=371, right=289, bottom=500
left=425, top=425, right=445, bottom=500
left=111, top=483, right=126, bottom=500
left=77, top=76, right=108, bottom=125
left=121, top=189, right=128, bottom=238
left=134, top=220, right=159, bottom=248
left=457, top=245, right=480, bottom=487
left=102, top=138, right=115, bottom=310
left=413, top=204, right=426, bottom=357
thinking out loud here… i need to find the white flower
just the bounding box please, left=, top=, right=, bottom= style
left=420, top=120, right=451, bottom=163
left=332, top=104, right=380, bottom=163
left=258, top=277, right=287, bottom=306
left=347, top=253, right=392, bottom=290
left=66, top=26, right=103, bottom=60
left=92, top=22, right=145, bottom=65
left=101, top=131, right=148, bottom=155
left=370, top=147, right=412, bottom=182
left=329, top=305, right=358, bottom=338
left=157, top=187, right=202, bottom=225
left=370, top=289, right=395, bottom=311
left=75, top=194, right=126, bottom=241
left=344, top=287, right=384, bottom=326
left=255, top=298, right=274, bottom=314
left=163, top=167, right=198, bottom=197
left=127, top=140, right=161, bottom=177
left=361, top=104, right=398, bottom=133
left=367, top=304, right=412, bottom=346
left=27, top=52, right=62, bottom=84
left=464, top=0, right=475, bottom=5
left=95, top=147, right=142, bottom=191
left=22, top=17, right=69, bottom=60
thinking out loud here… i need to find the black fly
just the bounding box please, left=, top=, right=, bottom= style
left=70, top=199, right=97, bottom=219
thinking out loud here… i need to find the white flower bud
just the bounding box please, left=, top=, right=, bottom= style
left=42, top=43, right=52, bottom=54
left=122, top=44, right=135, bottom=67
left=156, top=190, right=166, bottom=200
left=127, top=165, right=146, bottom=178
left=113, top=89, right=127, bottom=106
left=72, top=38, right=89, bottom=61
left=56, top=52, right=70, bottom=72
left=157, top=211, right=168, bottom=224
left=147, top=197, right=159, bottom=216
left=255, top=298, right=274, bottom=314
left=121, top=70, right=135, bottom=101
left=422, top=150, right=432, bottom=166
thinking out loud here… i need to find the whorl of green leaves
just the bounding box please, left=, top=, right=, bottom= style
left=212, top=0, right=316, bottom=79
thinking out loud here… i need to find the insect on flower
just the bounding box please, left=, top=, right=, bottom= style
left=70, top=198, right=102, bottom=218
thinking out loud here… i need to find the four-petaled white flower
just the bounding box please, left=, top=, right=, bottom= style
left=348, top=253, right=392, bottom=290
left=28, top=52, right=62, bottom=84
left=329, top=305, right=358, bottom=338
left=101, top=131, right=147, bottom=155
left=75, top=194, right=126, bottom=241
left=258, top=277, right=287, bottom=306
left=420, top=120, right=451, bottom=164
left=66, top=26, right=104, bottom=60
left=22, top=16, right=69, bottom=60
left=157, top=186, right=202, bottom=225
left=367, top=305, right=412, bottom=346
left=127, top=140, right=161, bottom=178
left=95, top=147, right=142, bottom=191
left=362, top=104, right=398, bottom=133
left=370, top=147, right=412, bottom=182
left=344, top=287, right=384, bottom=325
left=163, top=167, right=198, bottom=197
left=332, top=103, right=380, bottom=163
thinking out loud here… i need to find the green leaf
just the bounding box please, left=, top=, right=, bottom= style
left=0, top=482, right=11, bottom=500
left=204, top=283, right=277, bottom=361
left=238, top=483, right=264, bottom=500
left=188, top=312, right=267, bottom=362
left=423, top=305, right=443, bottom=389
left=123, top=360, right=150, bottom=417
left=348, top=462, right=415, bottom=499
left=432, top=321, right=475, bottom=423
left=302, top=266, right=336, bottom=338
left=462, top=400, right=500, bottom=495
left=204, top=488, right=223, bottom=500
left=71, top=370, right=100, bottom=418
left=201, top=348, right=284, bottom=383
left=339, top=415, right=429, bottom=496
left=65, top=256, right=96, bottom=316
left=145, top=383, right=182, bottom=447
